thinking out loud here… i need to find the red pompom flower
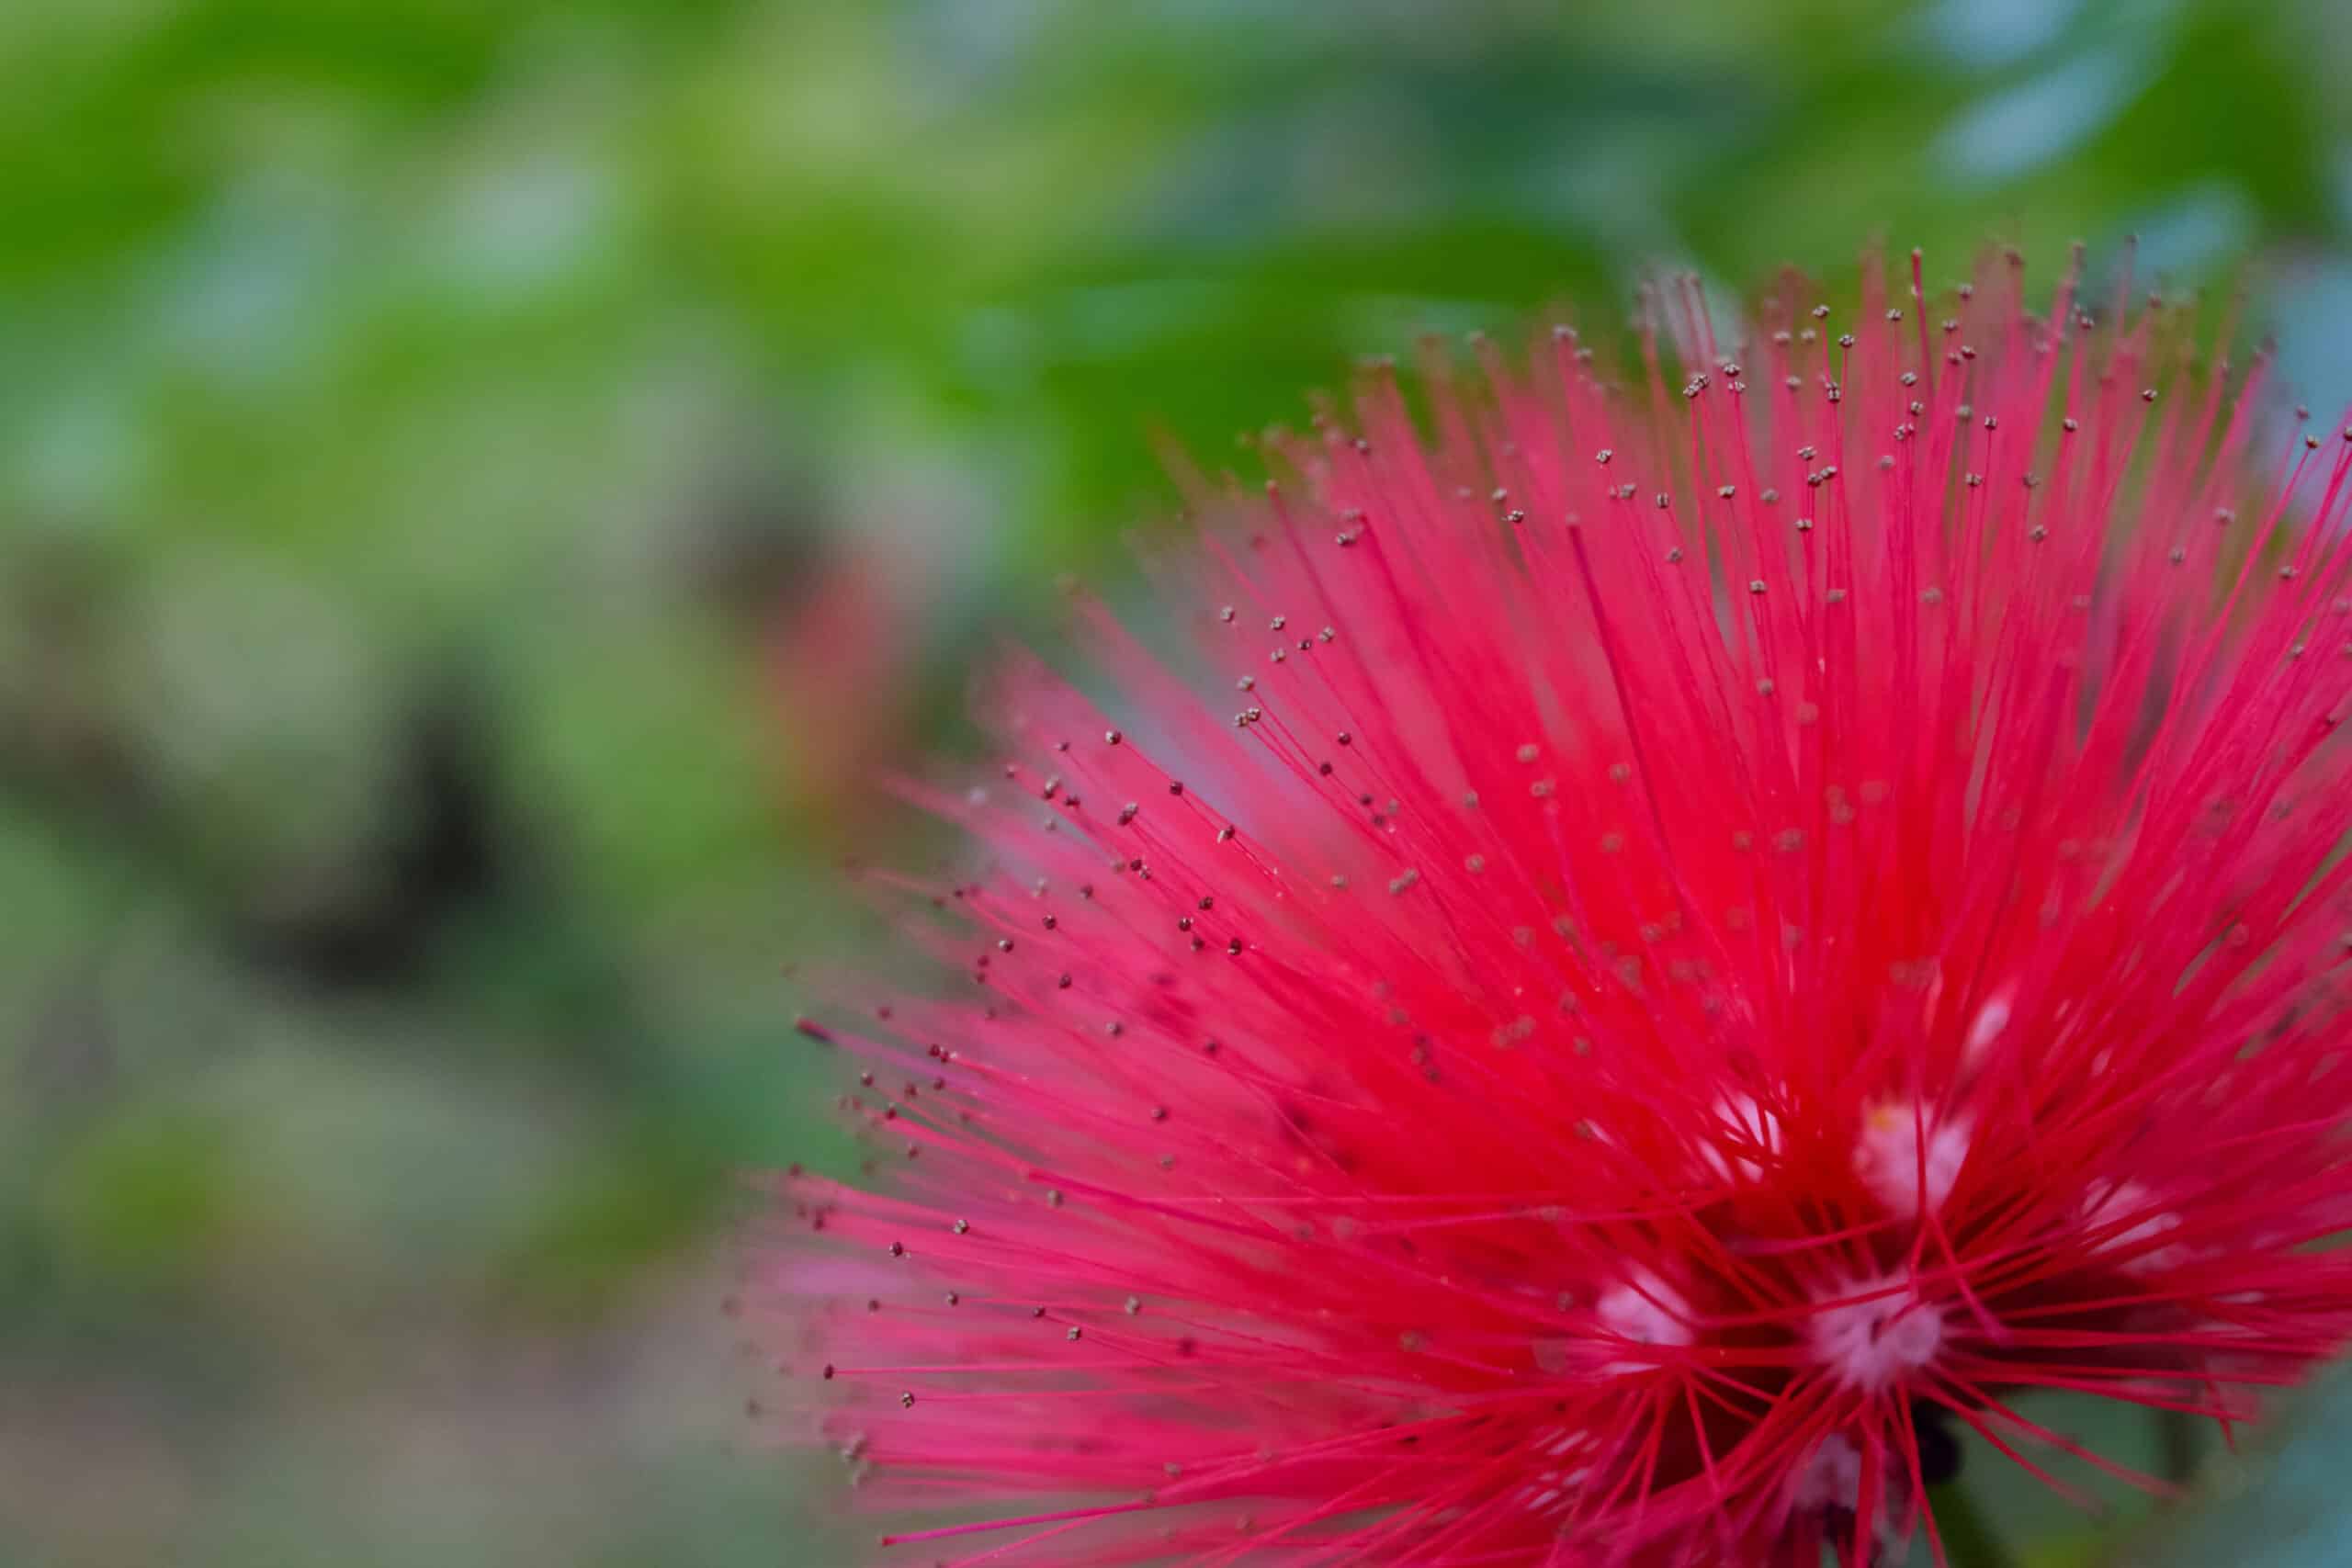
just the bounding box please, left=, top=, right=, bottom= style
left=761, top=250, right=2352, bottom=1565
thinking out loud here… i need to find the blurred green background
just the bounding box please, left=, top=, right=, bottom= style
left=8, top=1, right=2352, bottom=1563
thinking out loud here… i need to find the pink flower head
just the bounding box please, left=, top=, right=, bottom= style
left=759, top=250, right=2352, bottom=1565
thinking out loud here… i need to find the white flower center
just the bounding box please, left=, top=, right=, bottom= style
left=1855, top=1101, right=1970, bottom=1219
left=1807, top=1274, right=1944, bottom=1391
left=1593, top=1270, right=1692, bottom=1373
left=1790, top=1434, right=1863, bottom=1512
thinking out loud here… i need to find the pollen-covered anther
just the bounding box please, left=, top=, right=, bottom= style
left=1807, top=1275, right=1945, bottom=1391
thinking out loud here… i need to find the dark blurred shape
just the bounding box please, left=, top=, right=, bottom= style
left=1916, top=1405, right=1962, bottom=1487
left=0, top=528, right=152, bottom=827
left=236, top=685, right=508, bottom=990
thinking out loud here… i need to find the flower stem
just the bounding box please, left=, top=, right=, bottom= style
left=2156, top=1405, right=2201, bottom=1484
left=1928, top=1483, right=2018, bottom=1568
